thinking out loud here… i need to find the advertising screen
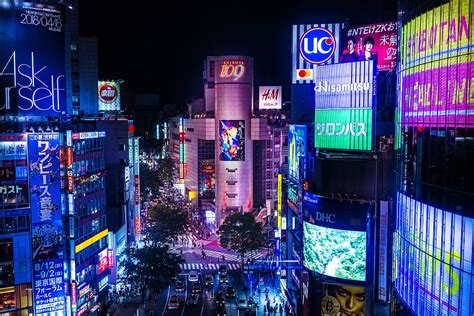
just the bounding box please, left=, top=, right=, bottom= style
left=399, top=0, right=474, bottom=128
left=341, top=21, right=397, bottom=71
left=0, top=134, right=29, bottom=210
left=394, top=192, right=474, bottom=316
left=258, top=86, right=282, bottom=110
left=321, top=283, right=367, bottom=316
left=292, top=23, right=342, bottom=84
left=98, top=81, right=121, bottom=112
left=304, top=222, right=366, bottom=281
left=288, top=125, right=307, bottom=180
left=0, top=2, right=66, bottom=116
left=199, top=160, right=215, bottom=199
left=28, top=133, right=65, bottom=314
left=218, top=120, right=245, bottom=161
left=315, top=108, right=372, bottom=151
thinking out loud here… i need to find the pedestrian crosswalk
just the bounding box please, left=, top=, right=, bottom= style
left=179, top=263, right=241, bottom=271
left=202, top=249, right=265, bottom=262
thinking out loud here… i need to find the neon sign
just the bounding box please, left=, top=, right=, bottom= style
left=219, top=61, right=245, bottom=81
left=299, top=27, right=336, bottom=64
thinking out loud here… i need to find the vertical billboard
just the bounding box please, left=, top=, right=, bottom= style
left=0, top=134, right=29, bottom=210
left=321, top=283, right=367, bottom=316
left=292, top=23, right=342, bottom=84
left=98, top=81, right=121, bottom=112
left=199, top=160, right=215, bottom=199
left=28, top=133, right=65, bottom=314
left=399, top=0, right=474, bottom=128
left=0, top=2, right=66, bottom=116
left=303, top=193, right=370, bottom=282
left=258, top=86, right=282, bottom=110
left=340, top=21, right=397, bottom=71
left=394, top=192, right=474, bottom=316
left=288, top=125, right=307, bottom=180
left=218, top=120, right=245, bottom=161
left=314, top=60, right=376, bottom=151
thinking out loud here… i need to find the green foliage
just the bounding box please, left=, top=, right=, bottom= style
left=218, top=213, right=264, bottom=264
left=120, top=244, right=182, bottom=301
left=303, top=222, right=366, bottom=281
left=146, top=204, right=189, bottom=245
left=155, top=156, right=174, bottom=183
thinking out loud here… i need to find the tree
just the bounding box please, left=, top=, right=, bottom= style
left=146, top=204, right=189, bottom=245
left=155, top=156, right=175, bottom=184
left=120, top=244, right=182, bottom=303
left=218, top=213, right=264, bottom=267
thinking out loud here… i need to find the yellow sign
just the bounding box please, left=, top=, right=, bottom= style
left=277, top=173, right=282, bottom=229
left=75, top=229, right=109, bottom=253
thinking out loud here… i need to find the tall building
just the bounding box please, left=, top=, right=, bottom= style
left=168, top=56, right=287, bottom=226
left=392, top=0, right=474, bottom=314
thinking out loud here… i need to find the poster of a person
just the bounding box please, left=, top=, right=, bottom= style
left=340, top=36, right=359, bottom=63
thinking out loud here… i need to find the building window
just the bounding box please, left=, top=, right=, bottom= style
left=0, top=238, right=14, bottom=287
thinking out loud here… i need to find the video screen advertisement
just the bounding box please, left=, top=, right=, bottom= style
left=288, top=124, right=307, bottom=181
left=28, top=133, right=65, bottom=314
left=400, top=0, right=474, bottom=128
left=292, top=23, right=342, bottom=84
left=0, top=134, right=29, bottom=210
left=340, top=21, right=397, bottom=71
left=394, top=192, right=474, bottom=316
left=314, top=60, right=376, bottom=151
left=199, top=160, right=215, bottom=199
left=218, top=120, right=245, bottom=161
left=0, top=2, right=66, bottom=116
left=98, top=81, right=121, bottom=112
left=303, top=192, right=372, bottom=283
left=321, top=283, right=367, bottom=316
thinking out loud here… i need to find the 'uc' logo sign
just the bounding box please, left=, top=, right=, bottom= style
left=299, top=27, right=336, bottom=64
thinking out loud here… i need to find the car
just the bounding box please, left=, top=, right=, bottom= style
left=192, top=282, right=202, bottom=294
left=188, top=271, right=199, bottom=282
left=167, top=295, right=180, bottom=309
left=186, top=293, right=199, bottom=306
left=215, top=291, right=225, bottom=305
left=176, top=280, right=185, bottom=292
left=237, top=296, right=248, bottom=310
left=204, top=274, right=214, bottom=286
left=218, top=274, right=228, bottom=284
left=225, top=285, right=236, bottom=298
left=218, top=264, right=228, bottom=276
left=215, top=304, right=226, bottom=316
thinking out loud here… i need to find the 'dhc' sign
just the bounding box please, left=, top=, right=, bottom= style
left=299, top=27, right=336, bottom=64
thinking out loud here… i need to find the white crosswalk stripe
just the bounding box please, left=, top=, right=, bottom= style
left=201, top=249, right=265, bottom=262
left=179, top=263, right=241, bottom=271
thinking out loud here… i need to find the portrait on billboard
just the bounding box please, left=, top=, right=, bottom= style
left=218, top=120, right=245, bottom=161
left=321, top=283, right=366, bottom=316
left=303, top=222, right=366, bottom=281
left=341, top=21, right=397, bottom=71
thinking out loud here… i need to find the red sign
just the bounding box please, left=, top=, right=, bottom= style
left=98, top=82, right=118, bottom=103
left=135, top=216, right=140, bottom=236
left=341, top=21, right=397, bottom=71
left=98, top=249, right=108, bottom=274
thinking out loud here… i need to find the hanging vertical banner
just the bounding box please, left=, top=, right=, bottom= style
left=28, top=133, right=65, bottom=314
left=378, top=200, right=388, bottom=302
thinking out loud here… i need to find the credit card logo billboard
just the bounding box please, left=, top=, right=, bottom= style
left=299, top=27, right=336, bottom=64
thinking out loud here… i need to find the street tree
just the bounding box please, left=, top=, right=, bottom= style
left=120, top=244, right=182, bottom=303
left=155, top=156, right=175, bottom=184
left=218, top=213, right=264, bottom=267
left=146, top=204, right=189, bottom=245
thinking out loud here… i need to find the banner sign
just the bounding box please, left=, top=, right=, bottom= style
left=28, top=133, right=65, bottom=314
left=258, top=86, right=282, bottom=110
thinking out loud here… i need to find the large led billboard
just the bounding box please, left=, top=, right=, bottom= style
left=218, top=120, right=245, bottom=161
left=315, top=109, right=372, bottom=151
left=341, top=21, right=397, bottom=71
left=28, top=133, right=65, bottom=314
left=291, top=23, right=342, bottom=84
left=399, top=0, right=474, bottom=128
left=0, top=134, right=29, bottom=210
left=0, top=2, right=66, bottom=116
left=394, top=192, right=474, bottom=316
left=304, top=222, right=367, bottom=281
left=98, top=81, right=121, bottom=112
left=288, top=125, right=307, bottom=180
left=303, top=194, right=370, bottom=282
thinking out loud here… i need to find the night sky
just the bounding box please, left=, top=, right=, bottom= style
left=79, top=0, right=396, bottom=106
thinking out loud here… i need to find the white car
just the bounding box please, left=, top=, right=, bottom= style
left=188, top=271, right=199, bottom=282
left=237, top=296, right=248, bottom=310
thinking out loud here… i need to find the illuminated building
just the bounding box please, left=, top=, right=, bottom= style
left=392, top=0, right=474, bottom=315
left=168, top=56, right=288, bottom=226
